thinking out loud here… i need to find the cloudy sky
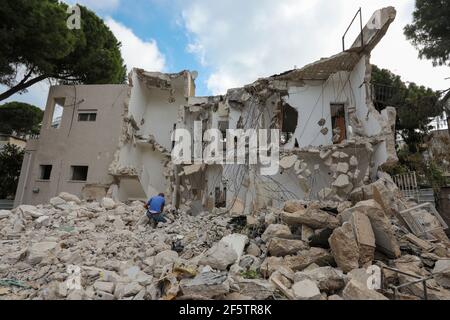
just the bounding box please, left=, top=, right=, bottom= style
left=2, top=0, right=449, bottom=109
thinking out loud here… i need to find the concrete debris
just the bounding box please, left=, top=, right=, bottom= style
left=292, top=279, right=322, bottom=300
left=433, top=260, right=450, bottom=289
left=340, top=199, right=401, bottom=258
left=282, top=207, right=340, bottom=229
left=342, top=279, right=388, bottom=300
left=1, top=167, right=450, bottom=301
left=279, top=155, right=298, bottom=170
left=284, top=248, right=334, bottom=272
left=294, top=267, right=345, bottom=293
left=199, top=241, right=238, bottom=271
left=329, top=222, right=360, bottom=273
left=179, top=272, right=229, bottom=299
left=261, top=224, right=292, bottom=242
left=267, top=238, right=308, bottom=257
left=237, top=279, right=275, bottom=300
left=0, top=210, right=11, bottom=220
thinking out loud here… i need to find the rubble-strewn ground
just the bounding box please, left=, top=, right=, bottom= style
left=0, top=174, right=449, bottom=300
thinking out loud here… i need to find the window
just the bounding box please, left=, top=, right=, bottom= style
left=71, top=166, right=89, bottom=181
left=215, top=186, right=226, bottom=208
left=218, top=121, right=229, bottom=150
left=280, top=102, right=298, bottom=145
left=39, top=165, right=52, bottom=180
left=331, top=103, right=347, bottom=144
left=78, top=112, right=97, bottom=122
left=51, top=98, right=65, bottom=129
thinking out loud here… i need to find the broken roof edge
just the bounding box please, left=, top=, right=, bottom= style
left=269, top=7, right=396, bottom=83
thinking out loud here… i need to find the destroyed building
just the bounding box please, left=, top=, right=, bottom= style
left=15, top=7, right=398, bottom=216
left=2, top=6, right=450, bottom=301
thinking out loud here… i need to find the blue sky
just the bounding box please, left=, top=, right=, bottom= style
left=1, top=0, right=449, bottom=109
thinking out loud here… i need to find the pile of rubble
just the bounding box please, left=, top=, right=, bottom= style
left=0, top=173, right=449, bottom=300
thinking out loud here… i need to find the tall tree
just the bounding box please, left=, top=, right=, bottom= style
left=372, top=65, right=442, bottom=153
left=404, top=0, right=450, bottom=67
left=0, top=0, right=127, bottom=102
left=0, top=144, right=25, bottom=199
left=0, top=102, right=44, bottom=136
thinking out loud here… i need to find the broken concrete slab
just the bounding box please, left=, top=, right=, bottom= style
left=283, top=200, right=306, bottom=213
left=101, top=197, right=116, bottom=210
left=199, top=241, right=238, bottom=271
left=0, top=210, right=11, bottom=219
left=292, top=279, right=322, bottom=300
left=336, top=162, right=349, bottom=174
left=342, top=279, right=388, bottom=300
left=50, top=197, right=66, bottom=207
left=260, top=256, right=286, bottom=278
left=27, top=241, right=60, bottom=265
left=280, top=155, right=298, bottom=170
left=220, top=234, right=249, bottom=261
left=261, top=224, right=292, bottom=243
left=350, top=211, right=375, bottom=266
left=180, top=272, right=229, bottom=298
left=341, top=200, right=401, bottom=258
left=282, top=207, right=339, bottom=229
left=332, top=174, right=351, bottom=189
left=267, top=238, right=308, bottom=257
left=329, top=222, right=360, bottom=273
left=433, top=260, right=450, bottom=289
left=294, top=266, right=345, bottom=293
left=404, top=233, right=434, bottom=252
left=94, top=281, right=115, bottom=294
left=58, top=192, right=82, bottom=204
left=16, top=205, right=44, bottom=219
left=284, top=247, right=334, bottom=272
left=237, top=279, right=275, bottom=300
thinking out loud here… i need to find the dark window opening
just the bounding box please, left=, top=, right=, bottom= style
left=215, top=186, right=226, bottom=208
left=39, top=165, right=52, bottom=180
left=51, top=98, right=65, bottom=129
left=71, top=166, right=88, bottom=181
left=172, top=123, right=177, bottom=150
left=218, top=121, right=229, bottom=150
left=331, top=103, right=347, bottom=144
left=281, top=102, right=298, bottom=145
left=78, top=112, right=97, bottom=122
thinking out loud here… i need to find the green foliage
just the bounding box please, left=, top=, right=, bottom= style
left=0, top=143, right=25, bottom=199
left=0, top=0, right=126, bottom=101
left=372, top=65, right=442, bottom=153
left=0, top=102, right=44, bottom=135
left=385, top=145, right=446, bottom=191
left=404, top=0, right=450, bottom=67
left=240, top=270, right=260, bottom=279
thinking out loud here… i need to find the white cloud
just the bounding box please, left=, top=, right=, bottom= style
left=181, top=0, right=450, bottom=95
left=105, top=18, right=166, bottom=73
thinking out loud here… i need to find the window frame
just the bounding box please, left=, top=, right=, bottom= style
left=70, top=165, right=89, bottom=182
left=38, top=165, right=53, bottom=181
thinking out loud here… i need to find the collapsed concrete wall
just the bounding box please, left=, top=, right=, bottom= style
left=172, top=7, right=399, bottom=215
left=109, top=69, right=196, bottom=203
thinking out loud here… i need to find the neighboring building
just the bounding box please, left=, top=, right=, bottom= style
left=0, top=134, right=27, bottom=150
left=15, top=7, right=399, bottom=214
left=14, top=85, right=131, bottom=206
